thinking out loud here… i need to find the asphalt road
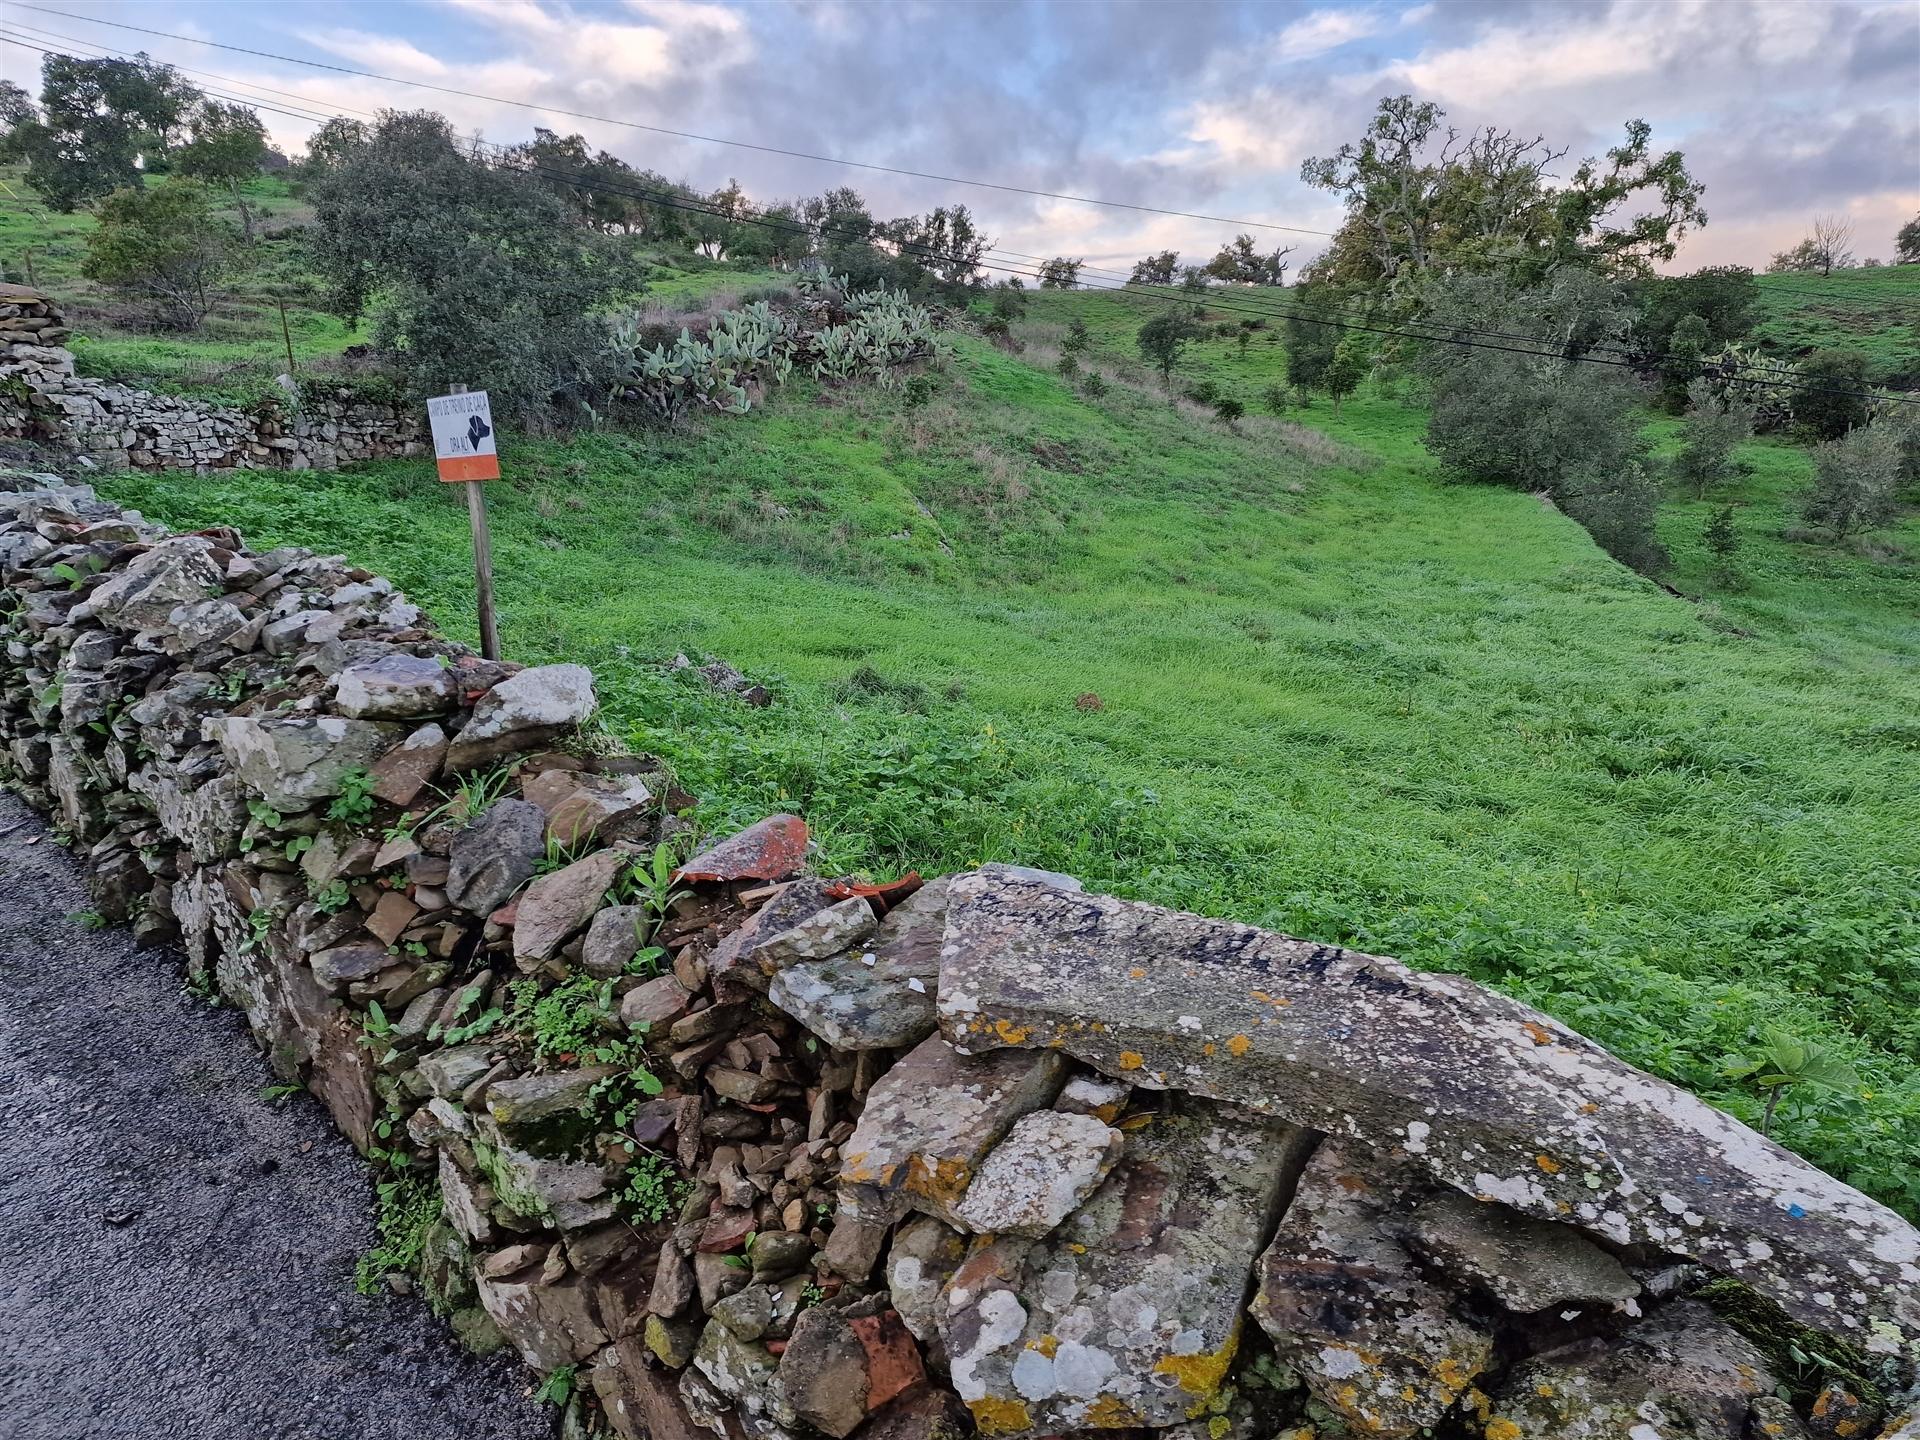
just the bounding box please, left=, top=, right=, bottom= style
left=0, top=791, right=555, bottom=1440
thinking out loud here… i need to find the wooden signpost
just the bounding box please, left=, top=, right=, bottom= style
left=427, top=386, right=502, bottom=661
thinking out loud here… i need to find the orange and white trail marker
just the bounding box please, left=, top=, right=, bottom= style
left=428, top=389, right=501, bottom=482
left=429, top=387, right=502, bottom=660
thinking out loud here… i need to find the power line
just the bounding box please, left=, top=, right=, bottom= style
left=15, top=6, right=1919, bottom=330
left=1, top=29, right=1905, bottom=405
left=2, top=19, right=1769, bottom=376
left=10, top=2, right=1336, bottom=238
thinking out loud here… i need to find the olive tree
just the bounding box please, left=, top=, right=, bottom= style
left=1419, top=271, right=1668, bottom=573
left=307, top=110, right=642, bottom=422
left=1802, top=424, right=1900, bottom=540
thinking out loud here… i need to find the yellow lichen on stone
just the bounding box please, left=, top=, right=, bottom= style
left=1129, top=967, right=1147, bottom=979
left=1030, top=1334, right=1059, bottom=1358
left=905, top=1153, right=972, bottom=1206
left=1534, top=1154, right=1561, bottom=1175
left=1117, top=1051, right=1145, bottom=1070
left=1484, top=1420, right=1523, bottom=1440
left=1226, top=1034, right=1252, bottom=1057
left=1082, top=1395, right=1142, bottom=1429
left=1156, top=1321, right=1240, bottom=1403
left=1434, top=1355, right=1473, bottom=1398
left=993, top=1019, right=1032, bottom=1045
left=968, top=1397, right=1033, bottom=1435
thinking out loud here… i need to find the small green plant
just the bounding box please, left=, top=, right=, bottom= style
left=902, top=374, right=935, bottom=408
left=620, top=840, right=691, bottom=945
left=47, top=553, right=105, bottom=591
left=353, top=1175, right=441, bottom=1295
left=239, top=798, right=283, bottom=853
left=619, top=1151, right=689, bottom=1224
left=312, top=878, right=352, bottom=914
left=1081, top=372, right=1108, bottom=399
left=67, top=909, right=107, bottom=931
left=183, top=968, right=220, bottom=1004
left=625, top=942, right=668, bottom=978
left=259, top=1082, right=304, bottom=1102
left=432, top=982, right=506, bottom=1045
left=238, top=905, right=275, bottom=955
left=1062, top=318, right=1091, bottom=356
left=283, top=834, right=314, bottom=862
left=384, top=761, right=519, bottom=844
left=535, top=831, right=595, bottom=876
left=534, top=1366, right=578, bottom=1407
left=1055, top=353, right=1079, bottom=380
left=1723, top=1030, right=1861, bottom=1137
left=1262, top=382, right=1291, bottom=414
left=326, top=769, right=377, bottom=825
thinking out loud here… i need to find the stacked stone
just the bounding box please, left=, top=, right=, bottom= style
left=0, top=287, right=423, bottom=474
left=1, top=469, right=1915, bottom=1440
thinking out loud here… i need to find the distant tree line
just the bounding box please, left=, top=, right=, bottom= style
left=1111, top=94, right=1915, bottom=572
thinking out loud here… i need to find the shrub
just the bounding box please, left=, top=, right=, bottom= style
left=1703, top=504, right=1740, bottom=586
left=1674, top=378, right=1755, bottom=497
left=1421, top=272, right=1668, bottom=574
left=1791, top=348, right=1872, bottom=440
left=1262, top=382, right=1291, bottom=414
left=1324, top=334, right=1369, bottom=414
left=1659, top=313, right=1711, bottom=413
left=1802, top=424, right=1901, bottom=539
left=1187, top=378, right=1220, bottom=407
left=1213, top=396, right=1245, bottom=426
left=1080, top=373, right=1108, bottom=399
left=81, top=180, right=237, bottom=330
left=1062, top=318, right=1091, bottom=356
left=1056, top=354, right=1079, bottom=380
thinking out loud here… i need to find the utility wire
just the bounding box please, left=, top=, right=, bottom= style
left=9, top=19, right=1801, bottom=377
left=0, top=28, right=1905, bottom=405
left=8, top=17, right=1912, bottom=350
left=10, top=2, right=1335, bottom=237
left=12, top=9, right=1916, bottom=327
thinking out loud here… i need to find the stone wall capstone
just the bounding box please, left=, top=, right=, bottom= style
left=0, top=287, right=423, bottom=473
left=0, top=467, right=1915, bottom=1440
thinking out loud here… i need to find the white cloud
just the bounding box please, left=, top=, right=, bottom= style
left=1271, top=8, right=1385, bottom=62
left=294, top=28, right=451, bottom=77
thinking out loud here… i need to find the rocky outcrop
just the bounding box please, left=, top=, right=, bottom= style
left=0, top=288, right=423, bottom=473
left=2, top=469, right=1914, bottom=1440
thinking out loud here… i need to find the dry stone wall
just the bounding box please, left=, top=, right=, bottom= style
left=1, top=467, right=1915, bottom=1440
left=0, top=286, right=423, bottom=473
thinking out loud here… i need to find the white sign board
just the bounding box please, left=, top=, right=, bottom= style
left=427, top=390, right=499, bottom=482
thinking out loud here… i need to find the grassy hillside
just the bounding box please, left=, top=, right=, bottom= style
left=7, top=178, right=1914, bottom=1209
left=1751, top=263, right=1920, bottom=386
left=0, top=168, right=364, bottom=404
left=97, top=295, right=1920, bottom=1214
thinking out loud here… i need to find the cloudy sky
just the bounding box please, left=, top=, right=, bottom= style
left=4, top=0, right=1917, bottom=276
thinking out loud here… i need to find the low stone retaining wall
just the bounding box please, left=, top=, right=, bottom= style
left=0, top=468, right=1914, bottom=1440
left=0, top=286, right=423, bottom=473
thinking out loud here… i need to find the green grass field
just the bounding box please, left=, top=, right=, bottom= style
left=8, top=179, right=1915, bottom=1211
left=1751, top=264, right=1920, bottom=386
left=97, top=289, right=1920, bottom=1216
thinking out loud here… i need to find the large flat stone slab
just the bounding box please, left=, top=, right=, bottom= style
left=937, top=1095, right=1316, bottom=1435
left=935, top=870, right=1920, bottom=1345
